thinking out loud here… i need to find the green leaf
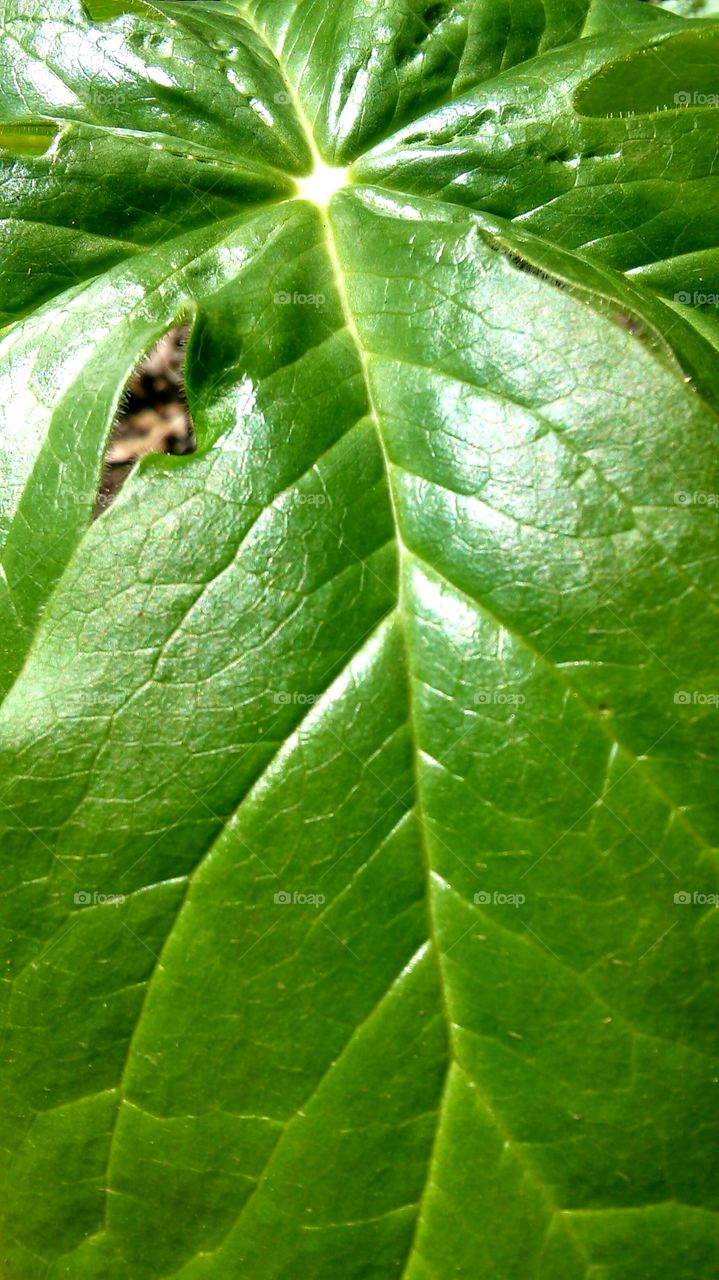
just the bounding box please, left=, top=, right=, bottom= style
left=1, top=1, right=718, bottom=1277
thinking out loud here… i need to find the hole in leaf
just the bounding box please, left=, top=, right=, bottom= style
left=95, top=325, right=195, bottom=517
left=0, top=121, right=58, bottom=157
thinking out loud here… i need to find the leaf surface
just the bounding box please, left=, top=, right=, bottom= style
left=0, top=1, right=718, bottom=1277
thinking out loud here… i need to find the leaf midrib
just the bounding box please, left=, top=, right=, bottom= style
left=317, top=194, right=458, bottom=1279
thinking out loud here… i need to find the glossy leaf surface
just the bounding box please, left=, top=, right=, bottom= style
left=1, top=1, right=718, bottom=1276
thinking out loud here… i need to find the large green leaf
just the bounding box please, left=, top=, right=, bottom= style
left=1, top=1, right=718, bottom=1276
